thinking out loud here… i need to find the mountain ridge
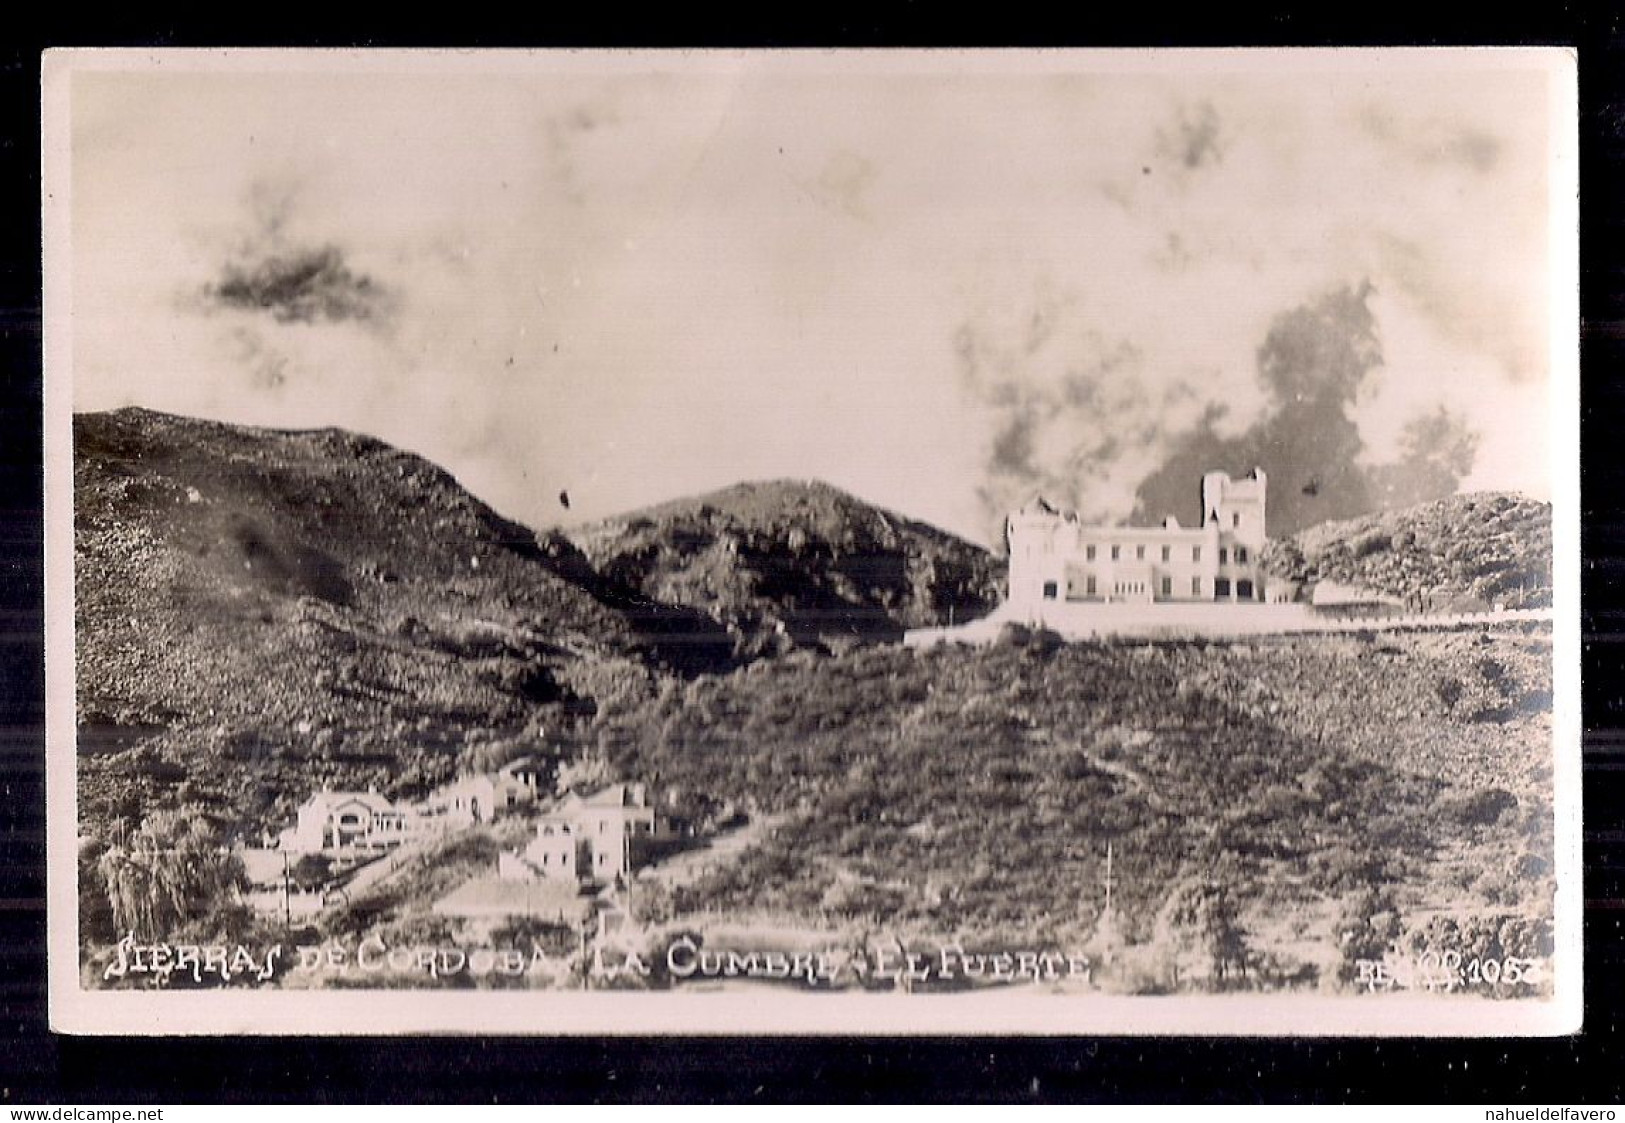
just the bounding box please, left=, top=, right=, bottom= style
left=1261, top=491, right=1552, bottom=610
left=71, top=407, right=1000, bottom=832
left=565, top=476, right=1006, bottom=656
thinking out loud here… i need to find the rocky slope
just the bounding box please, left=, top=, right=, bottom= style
left=1261, top=492, right=1552, bottom=610
left=73, top=410, right=1001, bottom=835
left=74, top=407, right=738, bottom=835
left=565, top=479, right=1005, bottom=656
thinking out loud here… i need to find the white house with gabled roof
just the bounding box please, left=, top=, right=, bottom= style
left=500, top=782, right=684, bottom=885
left=277, top=789, right=417, bottom=855
left=424, top=756, right=546, bottom=826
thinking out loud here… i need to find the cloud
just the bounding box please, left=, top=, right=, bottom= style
left=1157, top=100, right=1226, bottom=171
left=810, top=150, right=878, bottom=221
left=1133, top=281, right=1480, bottom=536
left=205, top=244, right=391, bottom=325
left=197, top=174, right=394, bottom=327
left=957, top=280, right=1489, bottom=543
left=226, top=326, right=291, bottom=391
left=1373, top=232, right=1541, bottom=382
left=542, top=96, right=622, bottom=207
left=1361, top=104, right=1502, bottom=173
left=67, top=63, right=1553, bottom=546
left=954, top=283, right=1209, bottom=537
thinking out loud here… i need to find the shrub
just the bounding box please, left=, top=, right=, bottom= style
left=1335, top=886, right=1402, bottom=988
left=1436, top=787, right=1518, bottom=828
left=97, top=809, right=246, bottom=942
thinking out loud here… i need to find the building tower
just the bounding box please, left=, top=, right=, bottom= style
left=1200, top=468, right=1267, bottom=550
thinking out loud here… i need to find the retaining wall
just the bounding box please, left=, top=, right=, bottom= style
left=903, top=605, right=1552, bottom=647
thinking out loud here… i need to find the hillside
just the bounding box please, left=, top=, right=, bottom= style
left=565, top=480, right=1005, bottom=657
left=74, top=407, right=734, bottom=836
left=300, top=623, right=1556, bottom=995
left=1261, top=492, right=1551, bottom=610
left=73, top=411, right=1557, bottom=994
left=589, top=626, right=1552, bottom=973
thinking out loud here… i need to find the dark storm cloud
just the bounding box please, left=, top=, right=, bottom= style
left=1134, top=281, right=1480, bottom=536
left=197, top=175, right=395, bottom=327
left=205, top=244, right=391, bottom=325
left=1367, top=404, right=1481, bottom=510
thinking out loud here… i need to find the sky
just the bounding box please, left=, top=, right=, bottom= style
left=63, top=50, right=1570, bottom=546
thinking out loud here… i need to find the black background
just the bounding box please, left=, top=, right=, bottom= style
left=1, top=7, right=1621, bottom=1104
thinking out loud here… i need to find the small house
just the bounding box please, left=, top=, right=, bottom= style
left=278, top=789, right=415, bottom=855
left=500, top=781, right=682, bottom=885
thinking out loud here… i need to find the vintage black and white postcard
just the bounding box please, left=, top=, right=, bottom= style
left=42, top=48, right=1580, bottom=1035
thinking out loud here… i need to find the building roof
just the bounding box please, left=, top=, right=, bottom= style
left=578, top=783, right=651, bottom=809
left=299, top=790, right=398, bottom=817
left=434, top=773, right=496, bottom=795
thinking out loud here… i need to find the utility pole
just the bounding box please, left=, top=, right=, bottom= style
left=1104, top=842, right=1113, bottom=919
left=579, top=920, right=589, bottom=990
left=1101, top=842, right=1117, bottom=967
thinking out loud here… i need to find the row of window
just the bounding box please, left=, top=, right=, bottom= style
left=535, top=847, right=623, bottom=869
left=335, top=814, right=406, bottom=833
left=590, top=819, right=654, bottom=834
left=1043, top=577, right=1259, bottom=600
left=1081, top=543, right=1250, bottom=564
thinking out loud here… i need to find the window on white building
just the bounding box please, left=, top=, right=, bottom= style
left=1192, top=546, right=1201, bottom=562
left=1086, top=575, right=1097, bottom=596
left=1136, top=544, right=1146, bottom=560
left=1161, top=545, right=1171, bottom=562
left=1236, top=547, right=1248, bottom=564
left=1232, top=512, right=1241, bottom=528
left=1219, top=547, right=1228, bottom=565
left=1192, top=576, right=1202, bottom=596
left=1086, top=545, right=1096, bottom=561
left=1160, top=576, right=1171, bottom=597
left=1110, top=545, right=1120, bottom=561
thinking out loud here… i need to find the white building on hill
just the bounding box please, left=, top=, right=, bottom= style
left=424, top=756, right=545, bottom=826
left=1006, top=469, right=1292, bottom=618
left=499, top=782, right=684, bottom=885
left=278, top=789, right=417, bottom=855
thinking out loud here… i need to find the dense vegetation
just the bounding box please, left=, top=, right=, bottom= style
left=580, top=626, right=1553, bottom=989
